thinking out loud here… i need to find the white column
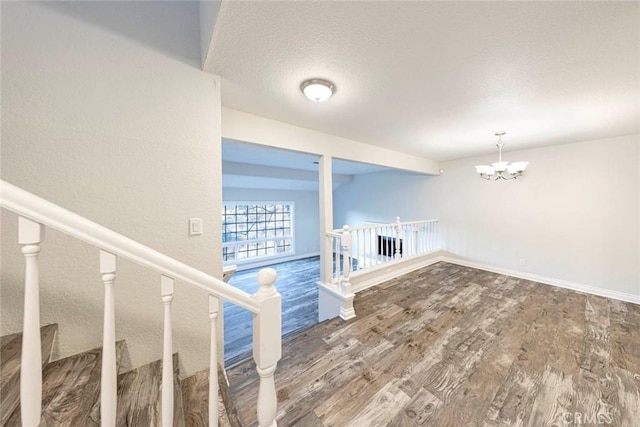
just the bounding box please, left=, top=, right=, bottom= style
left=100, top=250, right=117, bottom=427
left=208, top=295, right=219, bottom=427
left=253, top=268, right=281, bottom=427
left=161, top=276, right=174, bottom=427
left=318, top=155, right=333, bottom=284
left=19, top=217, right=44, bottom=427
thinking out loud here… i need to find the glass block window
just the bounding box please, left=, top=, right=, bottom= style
left=222, top=202, right=294, bottom=262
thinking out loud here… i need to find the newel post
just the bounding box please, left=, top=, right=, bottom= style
left=253, top=268, right=281, bottom=427
left=395, top=216, right=402, bottom=260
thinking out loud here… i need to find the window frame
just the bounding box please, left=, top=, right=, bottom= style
left=222, top=201, right=296, bottom=265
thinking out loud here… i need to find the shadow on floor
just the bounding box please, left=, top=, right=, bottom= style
left=223, top=256, right=320, bottom=363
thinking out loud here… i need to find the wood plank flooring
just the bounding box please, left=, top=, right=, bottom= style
left=224, top=257, right=320, bottom=362
left=0, top=324, right=57, bottom=425
left=5, top=339, right=126, bottom=426
left=181, top=368, right=233, bottom=427
left=116, top=353, right=185, bottom=426
left=226, top=262, right=640, bottom=426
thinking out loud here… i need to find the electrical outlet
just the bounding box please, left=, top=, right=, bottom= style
left=519, top=258, right=526, bottom=266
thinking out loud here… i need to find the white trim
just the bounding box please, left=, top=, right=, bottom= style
left=344, top=249, right=640, bottom=306
left=350, top=251, right=447, bottom=293
left=231, top=252, right=320, bottom=272
left=440, top=255, right=640, bottom=305
left=317, top=281, right=355, bottom=321
left=222, top=200, right=296, bottom=262
left=0, top=181, right=260, bottom=313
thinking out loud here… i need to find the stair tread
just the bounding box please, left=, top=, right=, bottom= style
left=0, top=323, right=58, bottom=426
left=117, top=352, right=185, bottom=427
left=4, top=339, right=126, bottom=426
left=181, top=369, right=232, bottom=427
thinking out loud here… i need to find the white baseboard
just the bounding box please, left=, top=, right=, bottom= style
left=440, top=255, right=640, bottom=305
left=350, top=251, right=447, bottom=294
left=230, top=252, right=320, bottom=272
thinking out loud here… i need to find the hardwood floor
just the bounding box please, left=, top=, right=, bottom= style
left=224, top=257, right=320, bottom=362
left=226, top=262, right=640, bottom=426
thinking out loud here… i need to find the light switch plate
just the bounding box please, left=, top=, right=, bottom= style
left=189, top=218, right=203, bottom=235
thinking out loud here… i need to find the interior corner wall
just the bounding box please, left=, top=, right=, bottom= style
left=1, top=1, right=222, bottom=376
left=223, top=188, right=320, bottom=268
left=333, top=134, right=640, bottom=298
left=333, top=171, right=440, bottom=228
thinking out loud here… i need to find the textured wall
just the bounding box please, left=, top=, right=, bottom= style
left=334, top=134, right=640, bottom=297
left=1, top=1, right=222, bottom=376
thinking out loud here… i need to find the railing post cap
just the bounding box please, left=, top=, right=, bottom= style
left=396, top=216, right=401, bottom=221
left=257, top=268, right=277, bottom=288
left=342, top=225, right=350, bottom=231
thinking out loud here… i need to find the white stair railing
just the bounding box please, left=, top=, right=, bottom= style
left=1, top=180, right=281, bottom=427
left=324, top=225, right=353, bottom=293
left=324, top=217, right=439, bottom=287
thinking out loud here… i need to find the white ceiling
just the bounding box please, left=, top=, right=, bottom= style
left=208, top=1, right=640, bottom=161
left=222, top=138, right=392, bottom=174
left=222, top=139, right=392, bottom=190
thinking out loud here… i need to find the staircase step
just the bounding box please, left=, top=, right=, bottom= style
left=181, top=368, right=233, bottom=427
left=0, top=323, right=58, bottom=425
left=116, top=353, right=185, bottom=427
left=4, top=339, right=126, bottom=426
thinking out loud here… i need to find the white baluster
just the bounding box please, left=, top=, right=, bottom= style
left=332, top=236, right=338, bottom=285
left=430, top=222, right=434, bottom=251
left=336, top=236, right=341, bottom=284
left=434, top=222, right=438, bottom=250
left=208, top=295, right=219, bottom=427
left=385, top=226, right=390, bottom=260
left=363, top=230, right=368, bottom=269
left=19, top=217, right=43, bottom=427
left=369, top=228, right=373, bottom=265
left=373, top=227, right=378, bottom=265
left=161, top=276, right=174, bottom=427
left=253, top=269, right=281, bottom=427
left=341, top=226, right=352, bottom=295
left=395, top=217, right=402, bottom=260
left=100, top=250, right=117, bottom=427
left=353, top=230, right=359, bottom=273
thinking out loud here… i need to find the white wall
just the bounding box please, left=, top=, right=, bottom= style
left=334, top=134, right=640, bottom=299
left=222, top=188, right=320, bottom=269
left=1, top=1, right=222, bottom=376
left=333, top=171, right=439, bottom=227
left=222, top=107, right=441, bottom=175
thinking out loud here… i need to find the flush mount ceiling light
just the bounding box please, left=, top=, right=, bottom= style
left=475, top=132, right=529, bottom=180
left=301, top=79, right=335, bottom=102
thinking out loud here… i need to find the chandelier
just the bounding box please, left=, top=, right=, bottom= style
left=475, top=132, right=528, bottom=180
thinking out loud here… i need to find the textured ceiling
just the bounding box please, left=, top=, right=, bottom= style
left=208, top=1, right=639, bottom=161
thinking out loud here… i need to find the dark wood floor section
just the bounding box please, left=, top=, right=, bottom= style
left=224, top=257, right=320, bottom=361
left=226, top=262, right=640, bottom=426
